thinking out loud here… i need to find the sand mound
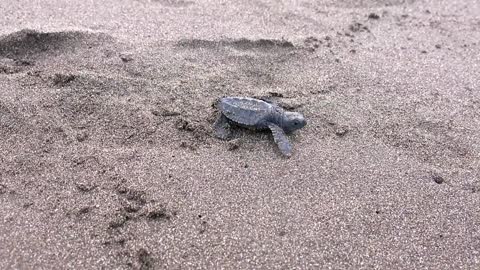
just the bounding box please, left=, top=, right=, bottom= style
left=325, top=0, right=416, bottom=8
left=0, top=29, right=115, bottom=60
left=151, top=0, right=193, bottom=7
left=176, top=38, right=295, bottom=52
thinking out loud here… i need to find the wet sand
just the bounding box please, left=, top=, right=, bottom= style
left=0, top=0, right=479, bottom=269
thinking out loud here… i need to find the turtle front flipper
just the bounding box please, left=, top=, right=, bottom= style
left=268, top=123, right=292, bottom=157
left=214, top=113, right=232, bottom=140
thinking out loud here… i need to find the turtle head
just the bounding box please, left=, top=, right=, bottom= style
left=283, top=112, right=306, bottom=133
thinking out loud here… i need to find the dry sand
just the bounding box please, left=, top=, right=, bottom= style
left=0, top=0, right=479, bottom=269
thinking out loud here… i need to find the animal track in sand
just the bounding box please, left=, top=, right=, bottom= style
left=52, top=74, right=158, bottom=145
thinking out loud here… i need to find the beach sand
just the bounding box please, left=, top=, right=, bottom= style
left=0, top=0, right=479, bottom=269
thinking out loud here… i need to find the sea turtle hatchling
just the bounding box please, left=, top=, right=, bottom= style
left=213, top=96, right=306, bottom=157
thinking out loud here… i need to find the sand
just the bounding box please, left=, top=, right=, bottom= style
left=0, top=0, right=479, bottom=269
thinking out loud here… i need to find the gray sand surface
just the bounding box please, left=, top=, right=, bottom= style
left=0, top=0, right=479, bottom=269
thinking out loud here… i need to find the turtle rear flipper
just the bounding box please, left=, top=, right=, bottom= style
left=268, top=123, right=292, bottom=157
left=214, top=113, right=232, bottom=140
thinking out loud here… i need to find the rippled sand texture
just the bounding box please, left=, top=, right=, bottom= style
left=0, top=0, right=479, bottom=269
